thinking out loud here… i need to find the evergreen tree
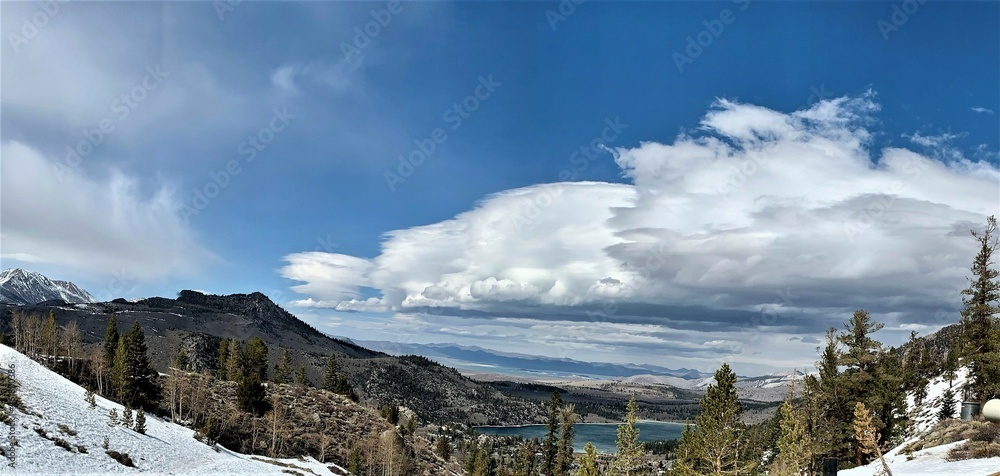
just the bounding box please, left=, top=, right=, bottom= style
left=296, top=365, right=308, bottom=387
left=960, top=215, right=1000, bottom=404
left=322, top=352, right=339, bottom=390
left=576, top=442, right=600, bottom=476
left=807, top=329, right=850, bottom=463
left=939, top=386, right=957, bottom=421
left=108, top=408, right=119, bottom=426
left=611, top=397, right=644, bottom=476
left=236, top=373, right=267, bottom=415
left=217, top=338, right=230, bottom=378
left=85, top=387, right=96, bottom=409
left=123, top=405, right=133, bottom=428
left=543, top=391, right=563, bottom=474
left=673, top=364, right=754, bottom=476
left=225, top=339, right=242, bottom=381
left=770, top=381, right=810, bottom=476
left=348, top=447, right=362, bottom=474
left=103, top=313, right=120, bottom=365
left=513, top=438, right=539, bottom=476
left=273, top=347, right=293, bottom=384
left=837, top=310, right=903, bottom=462
left=242, top=337, right=269, bottom=382
left=436, top=435, right=451, bottom=461
left=175, top=347, right=189, bottom=371
left=134, top=408, right=146, bottom=434
left=670, top=423, right=700, bottom=476
left=110, top=322, right=161, bottom=407
left=556, top=404, right=578, bottom=475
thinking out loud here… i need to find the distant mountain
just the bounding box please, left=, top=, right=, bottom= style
left=0, top=268, right=96, bottom=305
left=1, top=290, right=546, bottom=426
left=356, top=340, right=712, bottom=380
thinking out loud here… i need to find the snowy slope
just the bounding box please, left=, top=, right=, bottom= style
left=0, top=344, right=348, bottom=475
left=0, top=269, right=96, bottom=305
left=840, top=438, right=1000, bottom=476
left=907, top=367, right=969, bottom=435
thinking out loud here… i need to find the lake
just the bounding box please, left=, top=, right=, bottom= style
left=475, top=421, right=686, bottom=454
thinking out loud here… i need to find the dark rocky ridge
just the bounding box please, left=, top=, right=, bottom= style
left=0, top=290, right=546, bottom=426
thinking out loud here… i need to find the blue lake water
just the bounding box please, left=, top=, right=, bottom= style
left=475, top=421, right=686, bottom=454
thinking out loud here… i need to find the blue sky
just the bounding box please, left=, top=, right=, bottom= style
left=3, top=1, right=999, bottom=374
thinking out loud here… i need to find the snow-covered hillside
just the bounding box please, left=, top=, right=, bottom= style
left=0, top=269, right=96, bottom=305
left=840, top=438, right=1000, bottom=476
left=0, top=345, right=347, bottom=475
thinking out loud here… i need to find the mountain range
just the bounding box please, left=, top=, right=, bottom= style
left=0, top=268, right=96, bottom=305
left=0, top=278, right=547, bottom=426
left=356, top=340, right=712, bottom=381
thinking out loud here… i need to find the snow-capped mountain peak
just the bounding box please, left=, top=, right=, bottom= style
left=0, top=268, right=97, bottom=305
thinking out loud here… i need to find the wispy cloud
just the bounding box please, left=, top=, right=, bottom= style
left=971, top=106, right=995, bottom=115
left=270, top=60, right=358, bottom=94
left=1, top=141, right=213, bottom=280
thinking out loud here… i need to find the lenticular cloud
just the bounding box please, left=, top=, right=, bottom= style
left=280, top=94, right=999, bottom=326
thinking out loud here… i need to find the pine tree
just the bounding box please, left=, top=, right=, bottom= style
left=576, top=442, right=600, bottom=476
left=123, top=405, right=133, bottom=428
left=273, top=348, right=293, bottom=384
left=108, top=408, right=119, bottom=426
left=436, top=435, right=451, bottom=460
left=675, top=363, right=755, bottom=476
left=670, top=423, right=700, bottom=476
left=110, top=322, right=161, bottom=407
left=103, top=313, right=119, bottom=366
left=225, top=339, right=242, bottom=381
left=322, top=352, right=341, bottom=391
left=134, top=408, right=146, bottom=434
left=770, top=380, right=810, bottom=476
left=611, top=396, right=644, bottom=476
left=243, top=337, right=269, bottom=382
left=807, top=328, right=850, bottom=463
left=237, top=373, right=267, bottom=415
left=960, top=215, right=1000, bottom=404
left=296, top=365, right=308, bottom=387
left=543, top=391, right=563, bottom=474
left=556, top=404, right=578, bottom=475
left=837, top=310, right=903, bottom=462
left=217, top=338, right=230, bottom=378
left=348, top=446, right=362, bottom=474
left=175, top=347, right=189, bottom=371
left=85, top=387, right=96, bottom=409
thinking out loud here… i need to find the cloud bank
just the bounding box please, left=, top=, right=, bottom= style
left=282, top=95, right=998, bottom=363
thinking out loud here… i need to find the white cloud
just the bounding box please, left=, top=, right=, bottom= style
left=971, top=107, right=995, bottom=115
left=270, top=60, right=356, bottom=93
left=281, top=95, right=999, bottom=342
left=0, top=141, right=212, bottom=280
